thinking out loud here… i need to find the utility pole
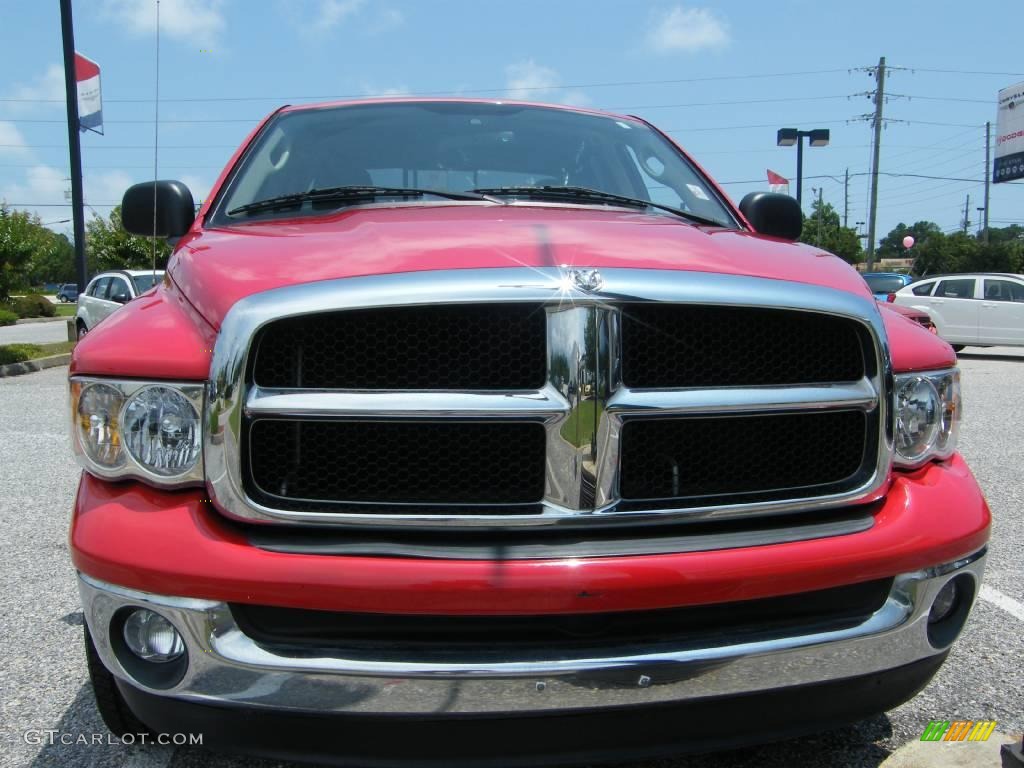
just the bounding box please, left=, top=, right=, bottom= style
left=865, top=56, right=886, bottom=271
left=961, top=194, right=971, bottom=234
left=983, top=121, right=991, bottom=244
left=843, top=167, right=850, bottom=229
left=59, top=0, right=87, bottom=294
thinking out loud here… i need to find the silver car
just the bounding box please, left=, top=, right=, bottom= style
left=75, top=270, right=164, bottom=340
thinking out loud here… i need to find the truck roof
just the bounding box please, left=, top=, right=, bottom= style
left=278, top=97, right=641, bottom=125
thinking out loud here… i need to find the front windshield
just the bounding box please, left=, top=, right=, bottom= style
left=213, top=102, right=736, bottom=227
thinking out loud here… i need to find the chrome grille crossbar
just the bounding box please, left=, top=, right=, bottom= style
left=246, top=387, right=570, bottom=422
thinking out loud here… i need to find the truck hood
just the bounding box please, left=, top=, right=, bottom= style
left=172, top=204, right=872, bottom=329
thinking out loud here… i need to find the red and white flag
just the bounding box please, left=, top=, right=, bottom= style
left=75, top=53, right=103, bottom=135
left=767, top=169, right=789, bottom=194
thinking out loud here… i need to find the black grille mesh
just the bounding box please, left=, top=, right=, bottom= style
left=621, top=304, right=866, bottom=388
left=247, top=420, right=546, bottom=506
left=252, top=304, right=546, bottom=390
left=619, top=411, right=867, bottom=503
left=231, top=578, right=892, bottom=655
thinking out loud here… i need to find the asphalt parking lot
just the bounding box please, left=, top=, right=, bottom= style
left=1, top=350, right=1021, bottom=768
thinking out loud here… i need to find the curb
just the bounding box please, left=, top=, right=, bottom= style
left=14, top=316, right=69, bottom=325
left=0, top=353, right=71, bottom=378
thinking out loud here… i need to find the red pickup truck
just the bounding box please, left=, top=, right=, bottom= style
left=69, top=99, right=989, bottom=765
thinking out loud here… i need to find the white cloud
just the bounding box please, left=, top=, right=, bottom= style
left=503, top=60, right=590, bottom=106
left=382, top=8, right=403, bottom=25
left=315, top=0, right=365, bottom=30
left=102, top=0, right=226, bottom=46
left=371, top=7, right=404, bottom=32
left=648, top=6, right=730, bottom=53
left=0, top=161, right=142, bottom=230
left=179, top=174, right=214, bottom=204
left=0, top=122, right=32, bottom=158
left=359, top=83, right=411, bottom=97
left=504, top=60, right=560, bottom=100
left=4, top=64, right=67, bottom=114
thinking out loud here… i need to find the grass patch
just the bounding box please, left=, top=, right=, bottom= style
left=0, top=341, right=75, bottom=365
left=558, top=399, right=598, bottom=448
left=55, top=304, right=76, bottom=317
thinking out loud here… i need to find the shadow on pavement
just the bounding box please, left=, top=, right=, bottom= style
left=607, top=714, right=894, bottom=768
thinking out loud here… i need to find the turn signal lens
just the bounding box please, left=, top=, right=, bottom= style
left=74, top=383, right=125, bottom=468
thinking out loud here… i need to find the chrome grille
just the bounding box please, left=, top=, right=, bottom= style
left=205, top=267, right=892, bottom=528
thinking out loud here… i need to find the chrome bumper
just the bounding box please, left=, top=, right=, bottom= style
left=78, top=550, right=984, bottom=716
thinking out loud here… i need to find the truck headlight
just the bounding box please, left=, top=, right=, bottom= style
left=70, top=378, right=205, bottom=487
left=122, top=386, right=202, bottom=476
left=893, top=369, right=960, bottom=468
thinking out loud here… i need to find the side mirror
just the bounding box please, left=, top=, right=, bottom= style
left=111, top=290, right=130, bottom=304
left=738, top=192, right=802, bottom=241
left=121, top=180, right=195, bottom=238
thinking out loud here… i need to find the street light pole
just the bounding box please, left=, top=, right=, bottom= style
left=777, top=128, right=830, bottom=210
left=59, top=0, right=87, bottom=295
left=796, top=136, right=804, bottom=207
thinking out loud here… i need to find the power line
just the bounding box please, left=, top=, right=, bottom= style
left=0, top=67, right=853, bottom=104
left=3, top=65, right=1016, bottom=107
left=906, top=67, right=1024, bottom=76
left=0, top=143, right=236, bottom=149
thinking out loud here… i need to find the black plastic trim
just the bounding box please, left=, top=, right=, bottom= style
left=116, top=653, right=948, bottom=767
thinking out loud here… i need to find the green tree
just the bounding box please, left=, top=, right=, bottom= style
left=86, top=206, right=172, bottom=274
left=911, top=232, right=980, bottom=276
left=877, top=221, right=942, bottom=260
left=0, top=205, right=54, bottom=300
left=799, top=199, right=863, bottom=264
left=26, top=231, right=75, bottom=285
left=986, top=224, right=1024, bottom=246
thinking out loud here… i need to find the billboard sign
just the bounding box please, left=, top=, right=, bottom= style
left=994, top=81, right=1024, bottom=183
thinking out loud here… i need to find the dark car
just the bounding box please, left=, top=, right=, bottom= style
left=56, top=283, right=79, bottom=302
left=863, top=272, right=914, bottom=302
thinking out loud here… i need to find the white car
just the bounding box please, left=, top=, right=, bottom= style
left=893, top=273, right=1024, bottom=350
left=75, top=269, right=164, bottom=340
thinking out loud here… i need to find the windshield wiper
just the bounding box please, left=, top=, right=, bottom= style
left=470, top=185, right=727, bottom=228
left=228, top=186, right=492, bottom=216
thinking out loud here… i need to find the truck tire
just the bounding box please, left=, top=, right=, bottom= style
left=76, top=321, right=88, bottom=341
left=84, top=624, right=152, bottom=738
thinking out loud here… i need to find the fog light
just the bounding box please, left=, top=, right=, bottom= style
left=123, top=609, right=185, bottom=663
left=929, top=580, right=959, bottom=624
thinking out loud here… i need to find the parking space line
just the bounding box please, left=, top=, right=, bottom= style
left=979, top=584, right=1024, bottom=622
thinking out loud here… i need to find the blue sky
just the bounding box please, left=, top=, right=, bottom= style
left=1, top=0, right=1022, bottom=245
